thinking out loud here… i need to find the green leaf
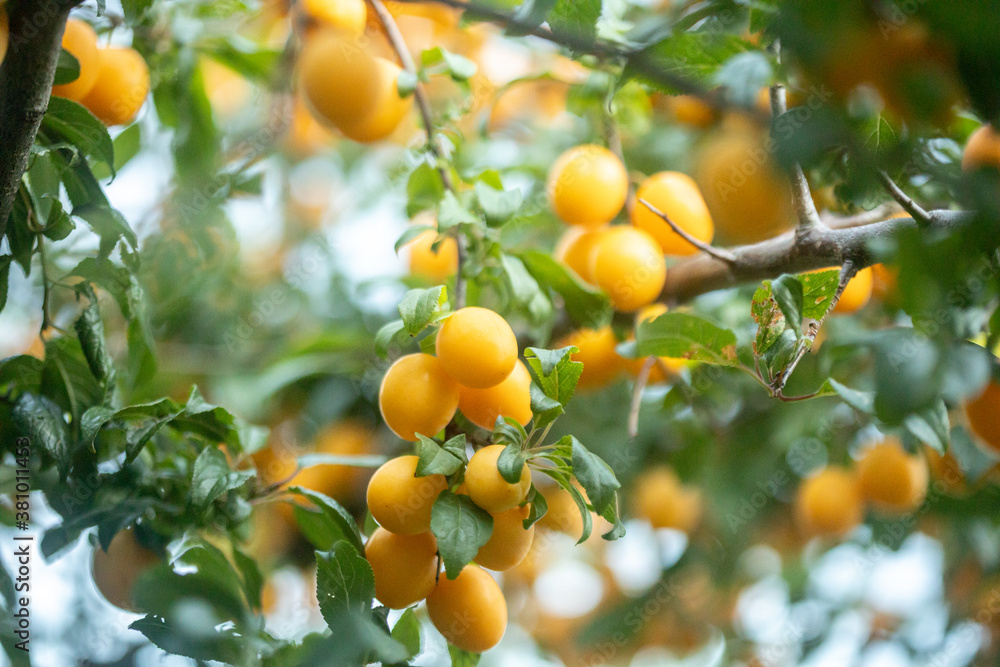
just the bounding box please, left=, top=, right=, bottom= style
left=407, top=162, right=445, bottom=217
left=42, top=97, right=115, bottom=170
left=286, top=487, right=365, bottom=553
left=501, top=254, right=541, bottom=306
left=13, top=394, right=71, bottom=476
left=375, top=320, right=408, bottom=359
left=390, top=608, right=421, bottom=659
left=121, top=0, right=154, bottom=24
left=539, top=467, right=592, bottom=544
left=316, top=542, right=376, bottom=621
left=73, top=204, right=138, bottom=252
left=548, top=0, right=601, bottom=45
left=421, top=46, right=478, bottom=81
left=904, top=401, right=950, bottom=453
left=449, top=645, right=482, bottom=667
left=431, top=490, right=494, bottom=579
left=394, top=224, right=435, bottom=254
left=523, top=485, right=548, bottom=529
left=771, top=274, right=804, bottom=333
left=497, top=443, right=527, bottom=484
left=231, top=546, right=264, bottom=611
left=191, top=446, right=254, bottom=508
left=635, top=313, right=740, bottom=366
left=623, top=33, right=753, bottom=94
left=416, top=434, right=465, bottom=476
left=529, top=383, right=564, bottom=430
left=799, top=269, right=841, bottom=319
left=524, top=346, right=583, bottom=407
left=53, top=48, right=81, bottom=86
left=475, top=181, right=521, bottom=226
left=713, top=51, right=773, bottom=106
left=829, top=378, right=875, bottom=414
left=438, top=191, right=478, bottom=230
left=519, top=251, right=612, bottom=328
left=129, top=615, right=246, bottom=664
left=751, top=282, right=785, bottom=357
left=0, top=255, right=10, bottom=313
left=42, top=198, right=75, bottom=241
left=570, top=437, right=621, bottom=519
left=398, top=286, right=449, bottom=336
left=74, top=295, right=114, bottom=385
left=493, top=415, right=529, bottom=451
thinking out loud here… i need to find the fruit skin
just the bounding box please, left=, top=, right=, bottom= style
left=794, top=466, right=863, bottom=537
left=657, top=94, right=716, bottom=129
left=632, top=466, right=702, bottom=533
left=293, top=0, right=367, bottom=37
left=427, top=565, right=507, bottom=653
left=591, top=226, right=667, bottom=312
left=336, top=56, right=413, bottom=143
left=92, top=528, right=160, bottom=611
left=459, top=359, right=533, bottom=430
left=465, top=444, right=531, bottom=514
left=694, top=130, right=795, bottom=245
left=364, top=528, right=439, bottom=609
left=408, top=228, right=458, bottom=282
left=556, top=326, right=627, bottom=390
left=80, top=47, right=150, bottom=126
left=856, top=438, right=928, bottom=515
left=379, top=353, right=460, bottom=441
left=475, top=504, right=534, bottom=571
left=299, top=31, right=381, bottom=132
left=832, top=266, right=874, bottom=314
left=963, top=125, right=1000, bottom=172
left=966, top=380, right=1000, bottom=453
left=547, top=145, right=629, bottom=228
left=51, top=19, right=99, bottom=100
left=632, top=172, right=714, bottom=256
left=367, top=455, right=448, bottom=535
left=435, top=307, right=518, bottom=389
left=554, top=226, right=606, bottom=284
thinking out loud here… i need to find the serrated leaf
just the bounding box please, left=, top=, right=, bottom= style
left=635, top=313, right=740, bottom=365
left=287, top=487, right=365, bottom=553
left=523, top=485, right=548, bottom=529
left=493, top=415, right=528, bottom=450
left=394, top=224, right=435, bottom=255
left=13, top=394, right=71, bottom=477
left=390, top=607, right=421, bottom=659
left=570, top=437, right=620, bottom=519
left=497, top=443, right=527, bottom=484
left=475, top=182, right=521, bottom=226
left=548, top=0, right=601, bottom=45
left=316, top=542, right=376, bottom=621
left=416, top=434, right=465, bottom=476
left=398, top=286, right=449, bottom=336
left=529, top=383, right=564, bottom=430
left=375, top=320, right=408, bottom=359
left=191, top=446, right=254, bottom=508
left=42, top=97, right=115, bottom=170
left=524, top=346, right=583, bottom=407
left=799, top=269, right=841, bottom=319
left=431, top=490, right=494, bottom=579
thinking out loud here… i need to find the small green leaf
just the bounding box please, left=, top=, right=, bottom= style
left=497, top=443, right=527, bottom=484
left=448, top=645, right=482, bottom=667
left=407, top=162, right=445, bottom=217
left=799, top=269, right=841, bottom=319
left=771, top=274, right=804, bottom=333
left=286, top=487, right=365, bottom=553
left=438, top=191, right=478, bottom=230
left=398, top=286, right=449, bottom=336
left=431, top=490, right=494, bottom=579
left=522, top=485, right=548, bottom=529
left=53, top=48, right=81, bottom=86
left=493, top=416, right=528, bottom=450
left=501, top=254, right=541, bottom=306
left=570, top=437, right=621, bottom=520
left=42, top=198, right=75, bottom=241
left=190, top=446, right=253, bottom=508
left=390, top=608, right=422, bottom=659
left=829, top=378, right=875, bottom=414
left=394, top=224, right=435, bottom=254
left=13, top=393, right=71, bottom=477
left=375, top=320, right=408, bottom=359
left=475, top=182, right=521, bottom=226
left=416, top=434, right=465, bottom=476
left=529, top=383, right=564, bottom=430
left=42, top=97, right=115, bottom=170
left=524, top=346, right=583, bottom=407
left=519, top=251, right=612, bottom=328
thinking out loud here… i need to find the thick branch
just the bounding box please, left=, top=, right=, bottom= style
left=660, top=210, right=972, bottom=304
left=0, top=1, right=75, bottom=239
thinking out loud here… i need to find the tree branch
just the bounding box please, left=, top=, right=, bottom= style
left=628, top=356, right=655, bottom=439
left=878, top=170, right=932, bottom=227
left=368, top=0, right=466, bottom=307
left=638, top=198, right=736, bottom=262
left=769, top=78, right=824, bottom=235
left=0, top=1, right=75, bottom=240
left=659, top=209, right=972, bottom=304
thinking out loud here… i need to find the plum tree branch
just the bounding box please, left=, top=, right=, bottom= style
left=638, top=198, right=736, bottom=262
left=368, top=0, right=466, bottom=307
left=659, top=209, right=973, bottom=304
left=0, top=0, right=78, bottom=240
left=878, top=170, right=932, bottom=227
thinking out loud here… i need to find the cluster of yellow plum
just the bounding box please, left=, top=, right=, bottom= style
left=53, top=18, right=150, bottom=125
left=295, top=0, right=413, bottom=143
left=366, top=306, right=542, bottom=652
left=794, top=436, right=929, bottom=538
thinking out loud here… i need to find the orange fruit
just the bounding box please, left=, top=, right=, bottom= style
left=554, top=226, right=606, bottom=284
left=632, top=466, right=702, bottom=533
left=963, top=125, right=1000, bottom=172
left=632, top=171, right=714, bottom=256
left=966, top=380, right=1000, bottom=453
left=465, top=444, right=531, bottom=514
left=591, top=226, right=667, bottom=312
left=365, top=528, right=438, bottom=608
left=379, top=353, right=460, bottom=441
left=475, top=504, right=534, bottom=571
left=458, top=359, right=533, bottom=430
left=547, top=145, right=628, bottom=227
left=367, top=455, right=448, bottom=535
left=794, top=466, right=863, bottom=537
left=427, top=565, right=507, bottom=653
left=336, top=56, right=412, bottom=143
left=555, top=327, right=627, bottom=390
left=51, top=18, right=100, bottom=100
left=436, top=307, right=518, bottom=389
left=92, top=528, right=159, bottom=611
left=407, top=227, right=458, bottom=282
left=298, top=31, right=381, bottom=132
left=856, top=438, right=928, bottom=514
left=292, top=0, right=366, bottom=37
left=80, top=47, right=150, bottom=125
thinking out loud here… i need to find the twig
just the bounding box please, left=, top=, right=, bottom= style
left=638, top=198, right=737, bottom=262
left=822, top=204, right=900, bottom=229
left=878, top=170, right=931, bottom=227
left=768, top=78, right=825, bottom=234
left=368, top=0, right=465, bottom=306
left=628, top=356, right=656, bottom=439
left=770, top=261, right=857, bottom=396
